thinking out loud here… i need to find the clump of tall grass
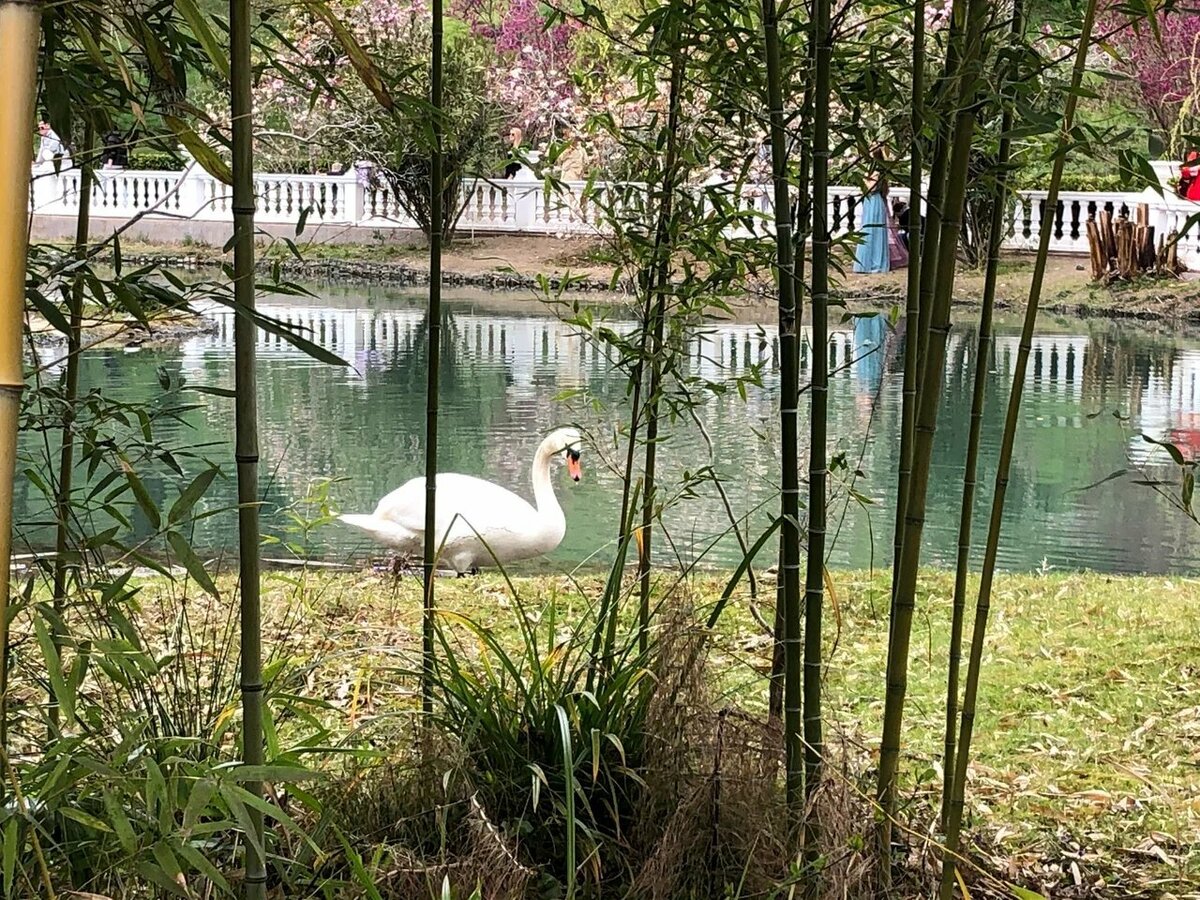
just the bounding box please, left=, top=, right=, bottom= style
left=300, top=576, right=812, bottom=899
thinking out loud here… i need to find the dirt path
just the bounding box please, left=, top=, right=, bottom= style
left=105, top=233, right=1200, bottom=323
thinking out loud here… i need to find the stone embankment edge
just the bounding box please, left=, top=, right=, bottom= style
left=120, top=253, right=1200, bottom=323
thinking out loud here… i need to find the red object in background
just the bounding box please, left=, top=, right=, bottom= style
left=1166, top=429, right=1200, bottom=461
left=1181, top=151, right=1200, bottom=201
left=1167, top=412, right=1200, bottom=460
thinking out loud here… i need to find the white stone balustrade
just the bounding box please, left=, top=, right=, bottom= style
left=27, top=161, right=1200, bottom=269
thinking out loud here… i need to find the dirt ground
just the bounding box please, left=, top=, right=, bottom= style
left=109, top=232, right=1200, bottom=322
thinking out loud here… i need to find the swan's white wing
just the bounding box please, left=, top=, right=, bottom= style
left=374, top=474, right=540, bottom=540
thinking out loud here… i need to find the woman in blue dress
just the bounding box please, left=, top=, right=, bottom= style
left=854, top=150, right=893, bottom=274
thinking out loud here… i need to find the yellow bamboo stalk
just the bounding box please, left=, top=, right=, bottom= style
left=0, top=0, right=42, bottom=760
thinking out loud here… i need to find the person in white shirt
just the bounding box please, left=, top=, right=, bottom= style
left=34, top=118, right=71, bottom=170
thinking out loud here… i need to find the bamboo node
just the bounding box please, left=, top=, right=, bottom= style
left=235, top=454, right=260, bottom=463
left=240, top=682, right=265, bottom=693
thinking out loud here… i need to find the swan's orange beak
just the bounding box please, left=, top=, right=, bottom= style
left=566, top=449, right=582, bottom=482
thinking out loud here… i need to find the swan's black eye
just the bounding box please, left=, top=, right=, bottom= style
left=566, top=448, right=581, bottom=462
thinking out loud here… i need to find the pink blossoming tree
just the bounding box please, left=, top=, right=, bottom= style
left=1102, top=2, right=1200, bottom=153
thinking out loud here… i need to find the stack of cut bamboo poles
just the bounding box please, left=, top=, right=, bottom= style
left=1087, top=203, right=1182, bottom=281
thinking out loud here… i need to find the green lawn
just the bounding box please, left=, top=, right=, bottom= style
left=122, top=566, right=1200, bottom=895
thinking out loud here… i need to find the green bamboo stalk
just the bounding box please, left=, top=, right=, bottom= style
left=940, top=3, right=1097, bottom=894
left=891, top=0, right=924, bottom=622
left=941, top=0, right=1024, bottom=830
left=637, top=19, right=685, bottom=657
left=49, top=123, right=93, bottom=736
left=771, top=76, right=812, bottom=727
left=911, top=3, right=966, bottom=391
left=803, top=0, right=831, bottom=841
left=230, top=0, right=265, bottom=895
left=0, top=0, right=41, bottom=783
left=422, top=0, right=444, bottom=716
left=876, top=0, right=989, bottom=862
left=760, top=0, right=802, bottom=819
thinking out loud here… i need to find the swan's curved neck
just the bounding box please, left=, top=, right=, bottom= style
left=531, top=439, right=564, bottom=524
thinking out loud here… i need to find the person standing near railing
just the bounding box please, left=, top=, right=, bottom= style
left=557, top=124, right=589, bottom=182
left=33, top=116, right=71, bottom=171
left=854, top=147, right=906, bottom=273
left=1178, top=150, right=1200, bottom=201
left=503, top=126, right=525, bottom=179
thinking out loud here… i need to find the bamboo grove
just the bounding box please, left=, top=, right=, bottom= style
left=0, top=0, right=1176, bottom=896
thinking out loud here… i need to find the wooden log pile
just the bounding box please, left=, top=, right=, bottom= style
left=1086, top=204, right=1183, bottom=282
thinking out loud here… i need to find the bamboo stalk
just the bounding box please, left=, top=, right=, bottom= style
left=760, top=0, right=802, bottom=820
left=803, top=0, right=831, bottom=864
left=422, top=0, right=444, bottom=716
left=49, top=123, right=93, bottom=736
left=892, top=0, right=925, bottom=625
left=940, top=3, right=1098, bottom=894
left=230, top=0, right=266, bottom=896
left=637, top=22, right=685, bottom=658
left=772, top=73, right=813, bottom=728
left=877, top=0, right=989, bottom=860
left=942, top=0, right=1023, bottom=830
left=0, top=0, right=41, bottom=772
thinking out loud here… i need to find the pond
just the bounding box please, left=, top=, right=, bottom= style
left=14, top=282, right=1200, bottom=574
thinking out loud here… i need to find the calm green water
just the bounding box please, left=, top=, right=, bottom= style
left=14, top=283, right=1200, bottom=574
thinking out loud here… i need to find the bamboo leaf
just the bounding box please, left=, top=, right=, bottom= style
left=3, top=819, right=16, bottom=899
left=168, top=467, right=218, bottom=525
left=59, top=808, right=112, bottom=833
left=182, top=779, right=217, bottom=835
left=174, top=840, right=231, bottom=894
left=301, top=0, right=395, bottom=112
left=337, top=827, right=384, bottom=900
left=248, top=309, right=349, bottom=367
left=175, top=0, right=231, bottom=80
left=1070, top=469, right=1128, bottom=493
left=189, top=384, right=237, bottom=399
left=554, top=704, right=576, bottom=899
left=706, top=517, right=784, bottom=630
left=227, top=764, right=318, bottom=782
left=27, top=291, right=71, bottom=335
left=163, top=116, right=232, bottom=184
left=1143, top=434, right=1187, bottom=466
left=120, top=460, right=161, bottom=530
left=166, top=531, right=219, bottom=597
left=33, top=617, right=72, bottom=725
left=102, top=789, right=137, bottom=854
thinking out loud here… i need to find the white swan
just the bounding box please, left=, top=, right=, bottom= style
left=339, top=427, right=583, bottom=574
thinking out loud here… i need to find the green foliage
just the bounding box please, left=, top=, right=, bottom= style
left=427, top=592, right=653, bottom=892
left=256, top=7, right=503, bottom=240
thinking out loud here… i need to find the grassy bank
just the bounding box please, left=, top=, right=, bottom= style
left=108, top=566, right=1200, bottom=896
